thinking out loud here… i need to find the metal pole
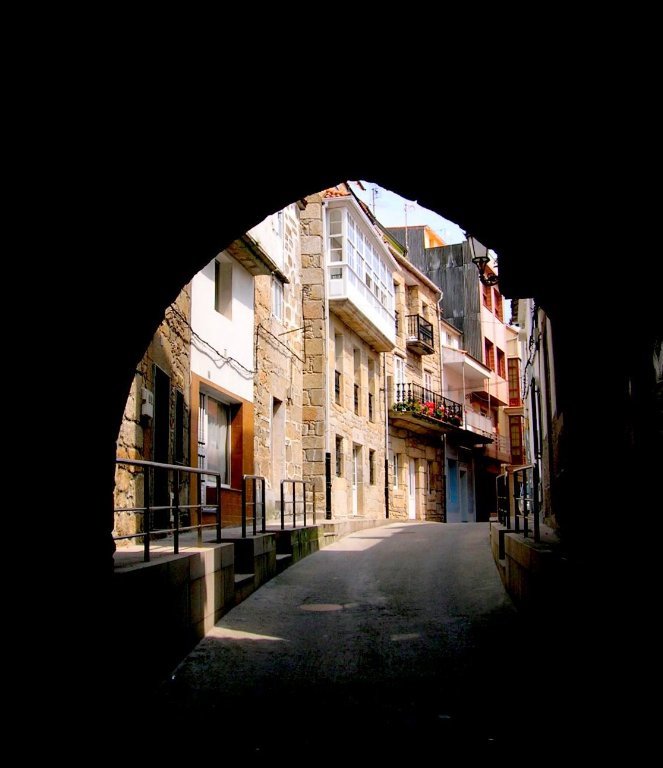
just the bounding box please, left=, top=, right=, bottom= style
left=241, top=477, right=247, bottom=539
left=173, top=469, right=180, bottom=554
left=384, top=459, right=389, bottom=518
left=292, top=481, right=296, bottom=529
left=533, top=463, right=540, bottom=543
left=312, top=482, right=316, bottom=524
left=325, top=452, right=332, bottom=520
left=252, top=477, right=257, bottom=536
left=280, top=480, right=285, bottom=530
left=523, top=470, right=529, bottom=538
left=196, top=474, right=203, bottom=546
left=143, top=466, right=151, bottom=562
left=215, top=474, right=222, bottom=542
left=261, top=477, right=266, bottom=533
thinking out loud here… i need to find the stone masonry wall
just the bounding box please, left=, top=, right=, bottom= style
left=114, top=285, right=192, bottom=542
left=329, top=321, right=387, bottom=519
left=387, top=270, right=446, bottom=521
left=253, top=203, right=304, bottom=520
left=299, top=194, right=328, bottom=513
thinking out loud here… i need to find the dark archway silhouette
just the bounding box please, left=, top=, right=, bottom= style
left=43, top=126, right=659, bottom=746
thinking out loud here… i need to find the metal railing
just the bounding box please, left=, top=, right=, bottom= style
left=496, top=464, right=540, bottom=542
left=406, top=314, right=434, bottom=349
left=114, top=458, right=222, bottom=562
left=280, top=480, right=316, bottom=529
left=241, top=475, right=266, bottom=538
left=393, top=382, right=463, bottom=427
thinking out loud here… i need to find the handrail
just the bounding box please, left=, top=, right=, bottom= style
left=114, top=458, right=222, bottom=562
left=393, top=382, right=463, bottom=427
left=242, top=475, right=267, bottom=538
left=496, top=463, right=540, bottom=543
left=280, top=480, right=316, bottom=530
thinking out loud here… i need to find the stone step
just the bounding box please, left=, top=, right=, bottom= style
left=233, top=572, right=255, bottom=605
left=275, top=553, right=292, bottom=574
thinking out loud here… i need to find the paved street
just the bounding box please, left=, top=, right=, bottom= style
left=149, top=522, right=571, bottom=758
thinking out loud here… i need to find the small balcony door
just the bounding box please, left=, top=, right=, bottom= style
left=408, top=459, right=416, bottom=519
left=352, top=445, right=360, bottom=515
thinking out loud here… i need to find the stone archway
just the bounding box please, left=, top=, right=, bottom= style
left=45, top=134, right=658, bottom=739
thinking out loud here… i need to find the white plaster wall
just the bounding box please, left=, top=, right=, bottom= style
left=248, top=212, right=285, bottom=269
left=190, top=253, right=255, bottom=402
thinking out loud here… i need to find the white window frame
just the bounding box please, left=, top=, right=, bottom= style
left=272, top=277, right=284, bottom=321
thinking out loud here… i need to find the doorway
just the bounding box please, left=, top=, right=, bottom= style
left=152, top=365, right=171, bottom=529
left=352, top=445, right=360, bottom=515
left=408, top=459, right=416, bottom=519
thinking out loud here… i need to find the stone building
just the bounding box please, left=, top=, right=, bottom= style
left=386, top=244, right=452, bottom=521
left=251, top=203, right=305, bottom=520
left=296, top=183, right=476, bottom=523
left=299, top=185, right=398, bottom=518
left=189, top=230, right=290, bottom=527
left=114, top=286, right=191, bottom=541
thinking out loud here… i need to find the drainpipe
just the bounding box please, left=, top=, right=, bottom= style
left=321, top=203, right=332, bottom=519
left=383, top=351, right=390, bottom=518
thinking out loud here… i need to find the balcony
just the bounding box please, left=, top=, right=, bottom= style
left=389, top=382, right=463, bottom=435
left=328, top=263, right=396, bottom=352
left=441, top=346, right=490, bottom=387
left=405, top=315, right=434, bottom=355
left=464, top=409, right=495, bottom=438
left=483, top=433, right=511, bottom=463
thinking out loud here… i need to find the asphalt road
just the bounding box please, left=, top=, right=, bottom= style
left=149, top=522, right=574, bottom=758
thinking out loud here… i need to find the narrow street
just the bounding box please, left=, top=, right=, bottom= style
left=148, top=523, right=577, bottom=758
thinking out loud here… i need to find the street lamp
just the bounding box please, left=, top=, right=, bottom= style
left=468, top=235, right=499, bottom=286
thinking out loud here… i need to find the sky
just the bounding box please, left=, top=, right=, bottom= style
left=350, top=180, right=466, bottom=245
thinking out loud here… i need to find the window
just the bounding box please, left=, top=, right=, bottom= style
left=508, top=358, right=521, bottom=406
left=368, top=358, right=375, bottom=422
left=272, top=278, right=284, bottom=321
left=493, top=288, right=503, bottom=322
left=369, top=450, right=376, bottom=485
left=334, top=334, right=343, bottom=406
left=272, top=210, right=283, bottom=238
left=214, top=260, right=233, bottom=318
left=326, top=206, right=395, bottom=312
left=509, top=415, right=523, bottom=465
left=427, top=460, right=433, bottom=495
left=271, top=398, right=285, bottom=487
left=353, top=348, right=361, bottom=416
left=496, top=347, right=506, bottom=379
left=174, top=390, right=185, bottom=465
left=394, top=355, right=404, bottom=401
left=482, top=282, right=492, bottom=311
left=335, top=436, right=343, bottom=477
left=484, top=339, right=495, bottom=372
left=200, top=393, right=231, bottom=485
left=424, top=370, right=433, bottom=400
left=392, top=452, right=399, bottom=489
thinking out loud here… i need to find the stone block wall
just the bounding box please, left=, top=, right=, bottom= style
left=329, top=321, right=387, bottom=519
left=253, top=203, right=304, bottom=520
left=114, top=285, right=191, bottom=542
left=300, top=193, right=328, bottom=513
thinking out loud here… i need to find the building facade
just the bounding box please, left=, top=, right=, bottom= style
left=403, top=236, right=521, bottom=520
left=113, top=286, right=192, bottom=541
left=251, top=204, right=305, bottom=520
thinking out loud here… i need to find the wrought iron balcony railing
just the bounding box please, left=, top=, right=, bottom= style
left=405, top=314, right=434, bottom=354
left=393, top=382, right=463, bottom=427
